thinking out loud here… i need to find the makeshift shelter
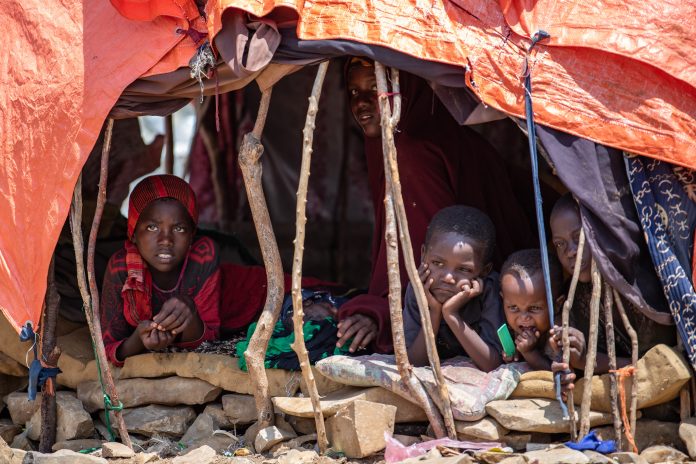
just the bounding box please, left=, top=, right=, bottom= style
left=2, top=0, right=696, bottom=456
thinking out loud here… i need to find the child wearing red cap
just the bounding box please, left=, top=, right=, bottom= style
left=100, top=175, right=221, bottom=366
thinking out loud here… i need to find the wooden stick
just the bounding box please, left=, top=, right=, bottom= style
left=579, top=258, right=601, bottom=438
left=39, top=258, right=61, bottom=452
left=238, top=88, right=282, bottom=429
left=613, top=289, right=638, bottom=439
left=290, top=61, right=330, bottom=453
left=69, top=120, right=131, bottom=448
left=373, top=62, right=446, bottom=438
left=164, top=114, right=174, bottom=175
left=561, top=227, right=585, bottom=441
left=374, top=62, right=456, bottom=438
left=604, top=283, right=622, bottom=450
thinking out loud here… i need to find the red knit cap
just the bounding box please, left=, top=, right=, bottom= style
left=127, top=175, right=198, bottom=239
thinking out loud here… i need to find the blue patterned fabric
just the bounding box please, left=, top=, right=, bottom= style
left=626, top=155, right=696, bottom=368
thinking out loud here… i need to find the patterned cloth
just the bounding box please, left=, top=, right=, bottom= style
left=626, top=155, right=696, bottom=368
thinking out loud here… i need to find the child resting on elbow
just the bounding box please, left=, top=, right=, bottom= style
left=499, top=249, right=567, bottom=370
left=100, top=175, right=221, bottom=366
left=404, top=206, right=504, bottom=372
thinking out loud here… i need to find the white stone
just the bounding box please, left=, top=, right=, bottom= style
left=254, top=426, right=297, bottom=453
left=679, top=417, right=696, bottom=458
left=524, top=446, right=590, bottom=464
left=102, top=404, right=196, bottom=437
left=455, top=417, right=508, bottom=440
left=486, top=398, right=613, bottom=433
left=172, top=444, right=217, bottom=464
left=639, top=445, right=687, bottom=463
left=325, top=399, right=396, bottom=458
left=277, top=449, right=319, bottom=464
left=26, top=391, right=94, bottom=442
left=22, top=449, right=107, bottom=464
left=221, top=394, right=257, bottom=424
left=101, top=441, right=135, bottom=458
left=4, top=392, right=41, bottom=425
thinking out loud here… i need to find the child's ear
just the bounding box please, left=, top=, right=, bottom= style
left=481, top=262, right=493, bottom=277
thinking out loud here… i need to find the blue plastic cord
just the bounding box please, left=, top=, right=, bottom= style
left=524, top=30, right=570, bottom=419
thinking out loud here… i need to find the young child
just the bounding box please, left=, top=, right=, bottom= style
left=499, top=249, right=565, bottom=370
left=101, top=175, right=221, bottom=366
left=404, top=206, right=504, bottom=372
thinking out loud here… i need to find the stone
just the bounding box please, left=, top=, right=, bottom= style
left=524, top=446, right=590, bottom=464
left=254, top=426, right=297, bottom=453
left=201, top=403, right=234, bottom=429
left=133, top=452, right=159, bottom=463
left=286, top=433, right=317, bottom=449
left=325, top=399, right=396, bottom=458
left=186, top=431, right=240, bottom=454
left=475, top=451, right=519, bottom=464
left=510, top=371, right=556, bottom=400
left=26, top=391, right=94, bottom=442
left=22, top=449, right=107, bottom=463
left=0, top=421, right=22, bottom=444
left=610, top=452, right=648, bottom=463
left=498, top=457, right=528, bottom=464
left=55, top=326, right=102, bottom=389
left=486, top=398, right=614, bottom=433
left=583, top=450, right=614, bottom=463
left=0, top=353, right=27, bottom=377
left=679, top=417, right=696, bottom=458
left=52, top=439, right=103, bottom=452
left=286, top=416, right=316, bottom=435
left=77, top=377, right=221, bottom=412
left=501, top=433, right=533, bottom=452
left=273, top=386, right=426, bottom=423
left=102, top=404, right=196, bottom=437
left=455, top=417, right=508, bottom=440
left=222, top=394, right=257, bottom=424
left=242, top=422, right=262, bottom=453
left=181, top=413, right=216, bottom=444
left=299, top=367, right=344, bottom=396
left=277, top=449, right=318, bottom=464
left=0, top=315, right=34, bottom=368
left=0, top=437, right=14, bottom=464
left=101, top=441, right=135, bottom=458
left=172, top=445, right=216, bottom=464
left=118, top=352, right=298, bottom=397
left=0, top=374, right=28, bottom=400
left=574, top=344, right=691, bottom=413
left=639, top=445, right=687, bottom=463
left=10, top=430, right=34, bottom=451
left=595, top=419, right=682, bottom=452
left=4, top=391, right=41, bottom=425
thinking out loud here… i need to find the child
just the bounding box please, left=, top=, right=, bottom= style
left=101, top=175, right=221, bottom=366
left=404, top=206, right=504, bottom=372
left=499, top=249, right=565, bottom=370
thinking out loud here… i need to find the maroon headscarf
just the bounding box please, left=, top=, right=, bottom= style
left=122, top=175, right=199, bottom=326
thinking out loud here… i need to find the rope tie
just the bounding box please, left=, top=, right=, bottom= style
left=19, top=322, right=61, bottom=401
left=610, top=365, right=638, bottom=453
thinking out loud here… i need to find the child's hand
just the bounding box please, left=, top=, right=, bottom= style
left=551, top=360, right=576, bottom=401
left=502, top=350, right=519, bottom=363
left=549, top=325, right=586, bottom=367
left=136, top=321, right=175, bottom=350
left=418, top=263, right=442, bottom=312
left=515, top=329, right=540, bottom=354
left=337, top=314, right=378, bottom=353
left=442, top=278, right=484, bottom=315
left=153, top=296, right=197, bottom=335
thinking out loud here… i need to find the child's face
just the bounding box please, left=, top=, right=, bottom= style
left=347, top=65, right=381, bottom=138
left=501, top=271, right=551, bottom=336
left=133, top=199, right=194, bottom=278
left=422, top=232, right=489, bottom=304
left=303, top=301, right=338, bottom=322
left=551, top=206, right=592, bottom=283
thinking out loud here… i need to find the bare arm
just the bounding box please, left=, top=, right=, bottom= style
left=407, top=264, right=444, bottom=366
left=443, top=312, right=502, bottom=371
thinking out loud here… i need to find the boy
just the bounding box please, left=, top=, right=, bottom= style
left=404, top=206, right=504, bottom=372
left=499, top=249, right=565, bottom=370
left=101, top=175, right=221, bottom=366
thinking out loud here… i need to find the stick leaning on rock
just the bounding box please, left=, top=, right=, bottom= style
left=578, top=258, right=601, bottom=438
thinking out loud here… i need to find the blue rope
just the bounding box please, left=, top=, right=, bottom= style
left=20, top=322, right=61, bottom=401
left=523, top=30, right=571, bottom=419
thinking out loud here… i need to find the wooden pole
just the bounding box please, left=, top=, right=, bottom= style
left=239, top=89, right=283, bottom=429
left=374, top=62, right=456, bottom=438
left=561, top=227, right=585, bottom=441
left=164, top=114, right=174, bottom=175
left=613, top=289, right=638, bottom=440
left=39, top=258, right=61, bottom=452
left=603, top=284, right=622, bottom=450
left=290, top=61, right=330, bottom=453
left=69, top=120, right=132, bottom=448
left=578, top=258, right=601, bottom=438
left=373, top=62, right=447, bottom=438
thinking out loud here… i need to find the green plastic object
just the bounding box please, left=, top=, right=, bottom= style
left=497, top=324, right=515, bottom=358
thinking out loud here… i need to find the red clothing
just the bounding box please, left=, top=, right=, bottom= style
left=340, top=73, right=534, bottom=353
left=101, top=236, right=221, bottom=366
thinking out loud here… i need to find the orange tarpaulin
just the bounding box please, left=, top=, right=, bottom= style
left=2, top=0, right=695, bottom=333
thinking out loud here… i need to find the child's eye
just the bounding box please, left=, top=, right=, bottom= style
left=146, top=224, right=157, bottom=232
left=431, top=260, right=443, bottom=267
left=508, top=306, right=519, bottom=313
left=529, top=306, right=543, bottom=313
left=553, top=240, right=565, bottom=249
left=457, top=267, right=472, bottom=274
left=349, top=89, right=358, bottom=96
left=174, top=225, right=186, bottom=233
